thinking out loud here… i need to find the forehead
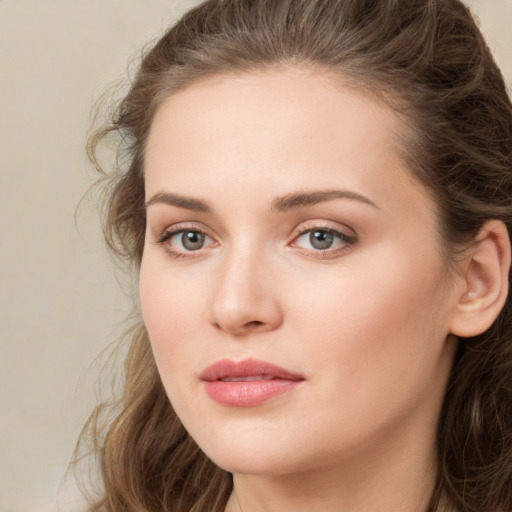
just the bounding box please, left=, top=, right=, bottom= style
left=146, top=66, right=403, bottom=160
left=144, top=66, right=432, bottom=225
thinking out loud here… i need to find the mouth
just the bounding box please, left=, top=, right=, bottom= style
left=200, top=358, right=305, bottom=407
left=220, top=375, right=276, bottom=382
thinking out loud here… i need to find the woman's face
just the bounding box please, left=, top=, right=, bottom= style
left=140, top=67, right=461, bottom=476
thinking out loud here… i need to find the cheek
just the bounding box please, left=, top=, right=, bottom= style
left=294, top=247, right=446, bottom=335
left=139, top=257, right=214, bottom=424
left=139, top=255, right=206, bottom=370
left=294, top=247, right=452, bottom=411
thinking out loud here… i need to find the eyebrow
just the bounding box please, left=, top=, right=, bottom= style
left=270, top=189, right=379, bottom=212
left=145, top=192, right=212, bottom=213
left=145, top=188, right=379, bottom=214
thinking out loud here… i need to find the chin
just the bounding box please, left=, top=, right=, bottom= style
left=188, top=422, right=326, bottom=477
left=206, top=447, right=302, bottom=476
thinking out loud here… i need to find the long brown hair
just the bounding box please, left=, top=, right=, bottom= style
left=78, top=1, right=512, bottom=510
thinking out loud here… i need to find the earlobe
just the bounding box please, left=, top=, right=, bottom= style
left=450, top=220, right=511, bottom=338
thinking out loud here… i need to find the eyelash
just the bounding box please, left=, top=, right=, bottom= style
left=155, top=223, right=357, bottom=259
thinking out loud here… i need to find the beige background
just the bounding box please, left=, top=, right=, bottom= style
left=0, top=1, right=510, bottom=511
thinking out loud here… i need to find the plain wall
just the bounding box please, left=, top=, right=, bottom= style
left=0, top=1, right=510, bottom=511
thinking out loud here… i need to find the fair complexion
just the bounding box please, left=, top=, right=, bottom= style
left=140, top=67, right=506, bottom=511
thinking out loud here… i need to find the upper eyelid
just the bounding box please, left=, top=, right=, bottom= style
left=158, top=222, right=215, bottom=238
left=295, top=226, right=349, bottom=236
left=290, top=219, right=356, bottom=238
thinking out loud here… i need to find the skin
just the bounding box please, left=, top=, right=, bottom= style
left=140, top=67, right=466, bottom=512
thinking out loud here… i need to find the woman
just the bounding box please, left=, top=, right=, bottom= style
left=78, top=0, right=512, bottom=510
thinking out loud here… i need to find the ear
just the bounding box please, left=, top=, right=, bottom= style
left=450, top=220, right=511, bottom=338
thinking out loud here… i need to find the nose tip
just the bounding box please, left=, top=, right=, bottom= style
left=212, top=299, right=282, bottom=336
left=209, top=259, right=283, bottom=336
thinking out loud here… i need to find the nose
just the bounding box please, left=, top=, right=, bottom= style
left=209, top=248, right=283, bottom=336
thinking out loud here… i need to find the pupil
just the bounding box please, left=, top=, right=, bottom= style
left=182, top=231, right=205, bottom=250
left=310, top=230, right=334, bottom=250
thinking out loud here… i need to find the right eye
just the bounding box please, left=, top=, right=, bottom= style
left=157, top=228, right=217, bottom=257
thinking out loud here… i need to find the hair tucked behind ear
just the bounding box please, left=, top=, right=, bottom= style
left=77, top=1, right=512, bottom=510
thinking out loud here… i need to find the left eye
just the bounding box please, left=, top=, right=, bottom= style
left=295, top=229, right=352, bottom=251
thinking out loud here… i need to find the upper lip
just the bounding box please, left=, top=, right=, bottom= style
left=200, top=357, right=304, bottom=382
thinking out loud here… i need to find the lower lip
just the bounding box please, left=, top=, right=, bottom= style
left=203, top=379, right=302, bottom=407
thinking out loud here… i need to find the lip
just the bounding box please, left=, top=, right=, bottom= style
left=200, top=358, right=304, bottom=407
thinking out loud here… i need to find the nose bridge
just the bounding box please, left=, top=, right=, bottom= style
left=210, top=238, right=282, bottom=335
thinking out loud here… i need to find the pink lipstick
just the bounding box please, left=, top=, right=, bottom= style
left=200, top=358, right=304, bottom=407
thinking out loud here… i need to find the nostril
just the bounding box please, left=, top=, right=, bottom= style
left=245, top=320, right=264, bottom=328
left=213, top=320, right=263, bottom=332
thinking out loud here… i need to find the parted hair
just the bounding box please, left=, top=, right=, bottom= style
left=78, top=1, right=512, bottom=511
